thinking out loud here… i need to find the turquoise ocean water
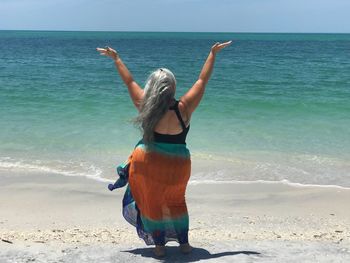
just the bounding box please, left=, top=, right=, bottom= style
left=1, top=31, right=349, bottom=187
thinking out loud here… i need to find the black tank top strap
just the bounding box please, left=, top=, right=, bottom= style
left=170, top=100, right=187, bottom=131
left=153, top=100, right=190, bottom=144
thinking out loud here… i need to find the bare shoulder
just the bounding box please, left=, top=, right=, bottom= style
left=178, top=98, right=191, bottom=125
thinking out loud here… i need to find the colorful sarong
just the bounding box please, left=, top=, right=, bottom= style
left=108, top=140, right=191, bottom=245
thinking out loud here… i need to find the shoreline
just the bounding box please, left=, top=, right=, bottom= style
left=2, top=165, right=350, bottom=190
left=189, top=179, right=350, bottom=190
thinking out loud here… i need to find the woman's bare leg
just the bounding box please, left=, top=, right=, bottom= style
left=180, top=243, right=193, bottom=254
left=154, top=245, right=166, bottom=257
left=152, top=230, right=166, bottom=257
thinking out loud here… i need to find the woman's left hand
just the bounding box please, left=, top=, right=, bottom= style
left=211, top=41, right=232, bottom=55
left=96, top=46, right=119, bottom=61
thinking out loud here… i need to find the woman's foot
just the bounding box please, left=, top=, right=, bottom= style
left=154, top=245, right=166, bottom=257
left=180, top=243, right=193, bottom=254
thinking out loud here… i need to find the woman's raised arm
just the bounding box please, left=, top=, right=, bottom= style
left=180, top=41, right=232, bottom=116
left=96, top=46, right=144, bottom=110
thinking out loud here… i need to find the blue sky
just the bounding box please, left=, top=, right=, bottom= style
left=0, top=0, right=349, bottom=32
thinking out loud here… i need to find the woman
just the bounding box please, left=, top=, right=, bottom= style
left=96, top=41, right=231, bottom=257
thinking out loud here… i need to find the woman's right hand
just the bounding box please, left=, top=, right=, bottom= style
left=211, top=41, right=232, bottom=55
left=96, top=46, right=119, bottom=61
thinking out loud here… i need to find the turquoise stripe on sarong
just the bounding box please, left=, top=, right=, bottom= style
left=135, top=139, right=190, bottom=158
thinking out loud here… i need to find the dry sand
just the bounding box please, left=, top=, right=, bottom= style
left=0, top=169, right=350, bottom=262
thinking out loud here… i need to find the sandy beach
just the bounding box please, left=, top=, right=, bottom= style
left=0, top=169, right=349, bottom=262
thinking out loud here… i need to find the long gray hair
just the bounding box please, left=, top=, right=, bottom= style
left=134, top=68, right=176, bottom=143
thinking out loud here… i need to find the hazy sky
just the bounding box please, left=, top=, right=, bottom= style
left=0, top=0, right=349, bottom=32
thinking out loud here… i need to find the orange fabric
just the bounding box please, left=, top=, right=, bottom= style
left=128, top=147, right=191, bottom=221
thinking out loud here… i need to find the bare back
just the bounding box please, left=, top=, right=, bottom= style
left=154, top=101, right=190, bottom=135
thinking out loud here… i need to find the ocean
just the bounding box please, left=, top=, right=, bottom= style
left=0, top=31, right=349, bottom=187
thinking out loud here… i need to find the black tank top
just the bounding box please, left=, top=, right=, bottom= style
left=153, top=100, right=190, bottom=144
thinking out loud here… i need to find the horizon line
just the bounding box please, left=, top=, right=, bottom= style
left=0, top=29, right=349, bottom=34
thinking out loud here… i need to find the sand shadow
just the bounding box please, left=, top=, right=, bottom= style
left=122, top=246, right=261, bottom=262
